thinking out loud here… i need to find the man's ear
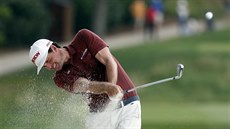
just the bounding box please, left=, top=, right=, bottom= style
left=50, top=45, right=58, bottom=52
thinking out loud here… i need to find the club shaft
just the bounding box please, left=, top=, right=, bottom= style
left=126, top=76, right=177, bottom=93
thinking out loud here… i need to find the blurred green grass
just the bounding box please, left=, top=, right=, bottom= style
left=114, top=29, right=230, bottom=129
left=142, top=103, right=229, bottom=129
left=0, top=28, right=230, bottom=129
left=113, top=29, right=230, bottom=103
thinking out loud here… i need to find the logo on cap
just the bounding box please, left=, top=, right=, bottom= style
left=32, top=51, right=40, bottom=63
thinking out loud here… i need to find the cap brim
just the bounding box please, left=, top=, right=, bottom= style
left=36, top=51, right=48, bottom=75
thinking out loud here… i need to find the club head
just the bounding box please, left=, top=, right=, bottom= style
left=176, top=64, right=184, bottom=79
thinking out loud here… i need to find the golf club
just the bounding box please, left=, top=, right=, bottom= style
left=125, top=64, right=184, bottom=93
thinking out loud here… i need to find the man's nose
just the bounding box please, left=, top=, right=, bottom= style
left=44, top=63, right=52, bottom=70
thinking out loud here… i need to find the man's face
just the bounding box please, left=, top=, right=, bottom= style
left=43, top=45, right=64, bottom=71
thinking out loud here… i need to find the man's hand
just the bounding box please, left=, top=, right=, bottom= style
left=107, top=86, right=124, bottom=101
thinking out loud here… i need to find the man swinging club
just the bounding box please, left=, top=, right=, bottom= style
left=29, top=29, right=141, bottom=129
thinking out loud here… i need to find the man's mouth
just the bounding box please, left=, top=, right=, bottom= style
left=53, top=63, right=61, bottom=71
left=53, top=63, right=57, bottom=70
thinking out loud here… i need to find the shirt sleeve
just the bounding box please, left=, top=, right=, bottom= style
left=77, top=29, right=108, bottom=56
left=53, top=65, right=82, bottom=93
left=53, top=73, right=74, bottom=92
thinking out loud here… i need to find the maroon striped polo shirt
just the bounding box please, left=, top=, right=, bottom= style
left=53, top=29, right=138, bottom=112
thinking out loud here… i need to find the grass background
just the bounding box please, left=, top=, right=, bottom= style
left=0, top=28, right=229, bottom=129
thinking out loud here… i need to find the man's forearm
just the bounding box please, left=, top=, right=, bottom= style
left=106, top=60, right=118, bottom=84
left=73, top=78, right=123, bottom=98
left=95, top=47, right=118, bottom=84
left=88, top=81, right=120, bottom=96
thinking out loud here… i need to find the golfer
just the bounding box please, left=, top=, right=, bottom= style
left=29, top=29, right=141, bottom=129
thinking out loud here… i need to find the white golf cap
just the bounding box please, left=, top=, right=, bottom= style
left=29, top=39, right=53, bottom=75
